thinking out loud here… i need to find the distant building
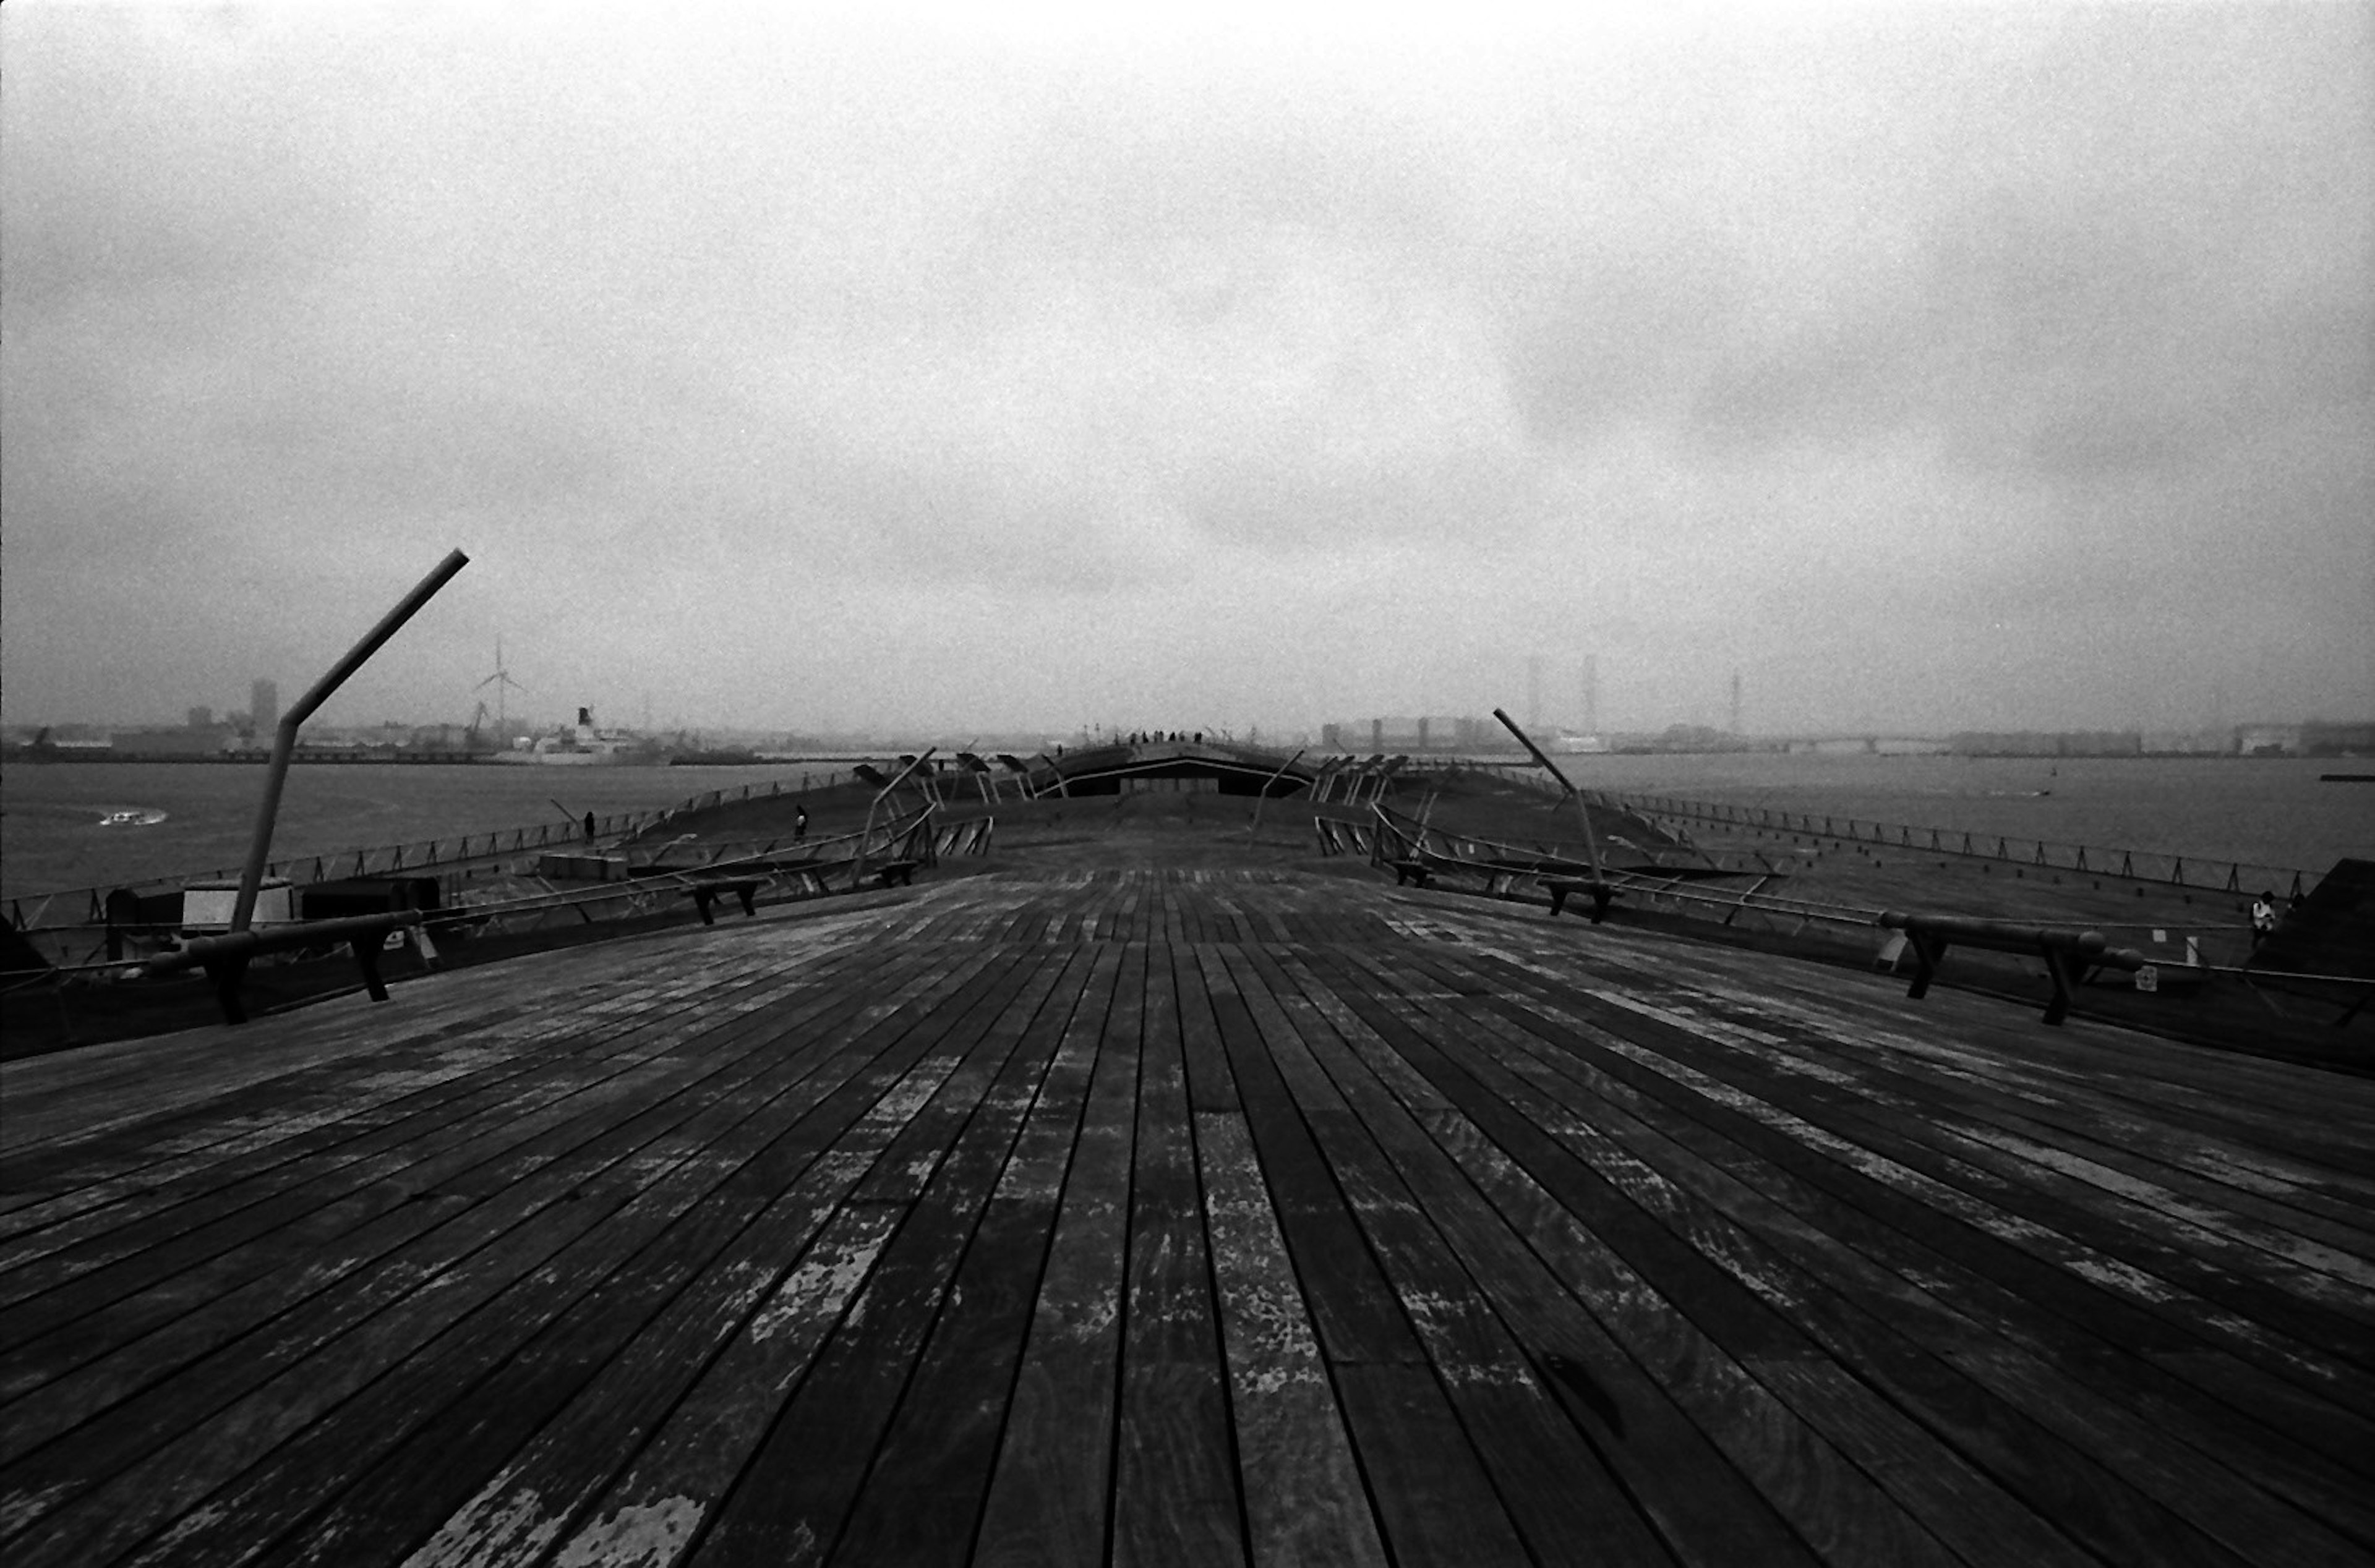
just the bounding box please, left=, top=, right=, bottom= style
left=112, top=725, right=239, bottom=756
left=1327, top=716, right=1508, bottom=752
left=252, top=679, right=280, bottom=735
left=2301, top=720, right=2375, bottom=757
left=2139, top=729, right=2233, bottom=755
left=1949, top=731, right=2144, bottom=757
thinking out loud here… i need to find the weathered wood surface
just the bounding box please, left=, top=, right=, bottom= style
left=2, top=869, right=2370, bottom=1567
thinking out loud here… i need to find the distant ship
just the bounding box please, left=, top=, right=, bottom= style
left=492, top=707, right=661, bottom=766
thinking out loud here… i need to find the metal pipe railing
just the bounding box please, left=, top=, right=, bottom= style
left=1492, top=709, right=1604, bottom=884
left=852, top=750, right=936, bottom=889
left=231, top=550, right=469, bottom=932
left=1247, top=748, right=1307, bottom=845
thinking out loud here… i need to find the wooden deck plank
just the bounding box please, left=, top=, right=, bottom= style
left=0, top=926, right=803, bottom=1178
left=1457, top=922, right=2375, bottom=1314
left=1282, top=940, right=1966, bottom=1568
left=1, top=869, right=2369, bottom=1566
left=0, top=924, right=897, bottom=1272
left=1658, top=964, right=2375, bottom=1269
left=1357, top=941, right=2178, bottom=1568
left=1110, top=937, right=1246, bottom=1568
left=1413, top=960, right=2256, bottom=1567
left=1427, top=939, right=2367, bottom=1566
left=1529, top=982, right=2375, bottom=1477
left=1202, top=966, right=1421, bottom=1370
left=685, top=943, right=1079, bottom=1565
left=0, top=936, right=946, bottom=1471
left=1667, top=971, right=2375, bottom=1292
left=1213, top=932, right=1799, bottom=1567
left=828, top=945, right=1116, bottom=1567
left=388, top=1112, right=942, bottom=1565
left=0, top=987, right=696, bottom=1290
left=1191, top=1109, right=1388, bottom=1568
left=10, top=1142, right=666, bottom=1565
left=151, top=943, right=1042, bottom=1568
left=1448, top=937, right=2375, bottom=1397
left=0, top=945, right=904, bottom=1404
left=972, top=944, right=1139, bottom=1568
left=1, top=932, right=1016, bottom=1556
left=15, top=930, right=1006, bottom=1566
left=1565, top=963, right=2375, bottom=1384
left=1233, top=944, right=1676, bottom=1568
left=1175, top=944, right=1239, bottom=1114
left=385, top=937, right=1054, bottom=1568
left=1576, top=929, right=2375, bottom=1182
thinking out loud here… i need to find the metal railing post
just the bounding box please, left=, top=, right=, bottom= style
left=854, top=749, right=936, bottom=889
left=231, top=549, right=469, bottom=932
left=1493, top=708, right=1603, bottom=885
left=1247, top=748, right=1307, bottom=846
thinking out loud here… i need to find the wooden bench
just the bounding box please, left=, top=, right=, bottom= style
left=1541, top=877, right=1621, bottom=924
left=684, top=878, right=763, bottom=925
left=1385, top=853, right=1518, bottom=892
left=144, top=911, right=424, bottom=1024
left=1878, top=910, right=2144, bottom=1026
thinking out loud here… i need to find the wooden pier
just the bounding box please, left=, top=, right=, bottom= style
left=4, top=866, right=2371, bottom=1566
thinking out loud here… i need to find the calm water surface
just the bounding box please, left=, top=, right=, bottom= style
left=1577, top=753, right=2370, bottom=877
left=0, top=761, right=852, bottom=905
left=3, top=754, right=2368, bottom=905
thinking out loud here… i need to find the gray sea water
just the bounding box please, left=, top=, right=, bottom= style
left=1571, top=752, right=2371, bottom=878
left=0, top=761, right=855, bottom=906
left=3, top=754, right=2368, bottom=908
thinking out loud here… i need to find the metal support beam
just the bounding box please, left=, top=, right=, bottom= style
left=854, top=749, right=936, bottom=890
left=1494, top=708, right=1603, bottom=884
left=233, top=550, right=469, bottom=932
left=1247, top=748, right=1307, bottom=846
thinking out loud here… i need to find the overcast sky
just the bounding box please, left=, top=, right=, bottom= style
left=3, top=1, right=2368, bottom=739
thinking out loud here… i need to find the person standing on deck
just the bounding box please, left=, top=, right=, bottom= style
left=2250, top=890, right=2277, bottom=949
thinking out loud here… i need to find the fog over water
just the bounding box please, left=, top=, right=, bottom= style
left=2, top=2, right=2368, bottom=738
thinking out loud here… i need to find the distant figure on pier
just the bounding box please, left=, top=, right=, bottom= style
left=582, top=811, right=596, bottom=842
left=794, top=804, right=809, bottom=844
left=2251, top=890, right=2277, bottom=948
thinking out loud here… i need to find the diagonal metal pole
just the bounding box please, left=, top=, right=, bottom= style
left=232, top=550, right=470, bottom=932
left=1246, top=748, right=1307, bottom=847
left=1493, top=707, right=1603, bottom=883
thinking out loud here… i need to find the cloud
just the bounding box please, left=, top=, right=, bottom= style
left=1, top=2, right=2367, bottom=733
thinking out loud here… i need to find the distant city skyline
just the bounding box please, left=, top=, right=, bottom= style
left=6, top=680, right=2360, bottom=749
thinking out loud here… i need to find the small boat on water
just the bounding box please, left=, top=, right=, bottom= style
left=96, top=808, right=167, bottom=827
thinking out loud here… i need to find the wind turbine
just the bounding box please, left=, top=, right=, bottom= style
left=476, top=637, right=528, bottom=734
